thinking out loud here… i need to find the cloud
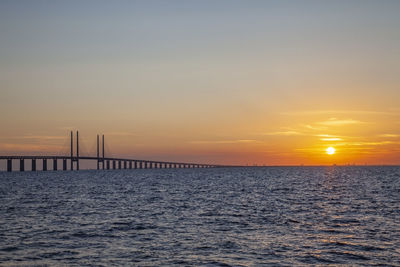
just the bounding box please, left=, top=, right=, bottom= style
left=264, top=131, right=302, bottom=136
left=379, top=134, right=400, bottom=138
left=189, top=139, right=257, bottom=144
left=281, top=110, right=400, bottom=116
left=304, top=124, right=327, bottom=131
left=320, top=138, right=342, bottom=141
left=318, top=118, right=364, bottom=126
left=316, top=134, right=343, bottom=141
left=336, top=141, right=399, bottom=146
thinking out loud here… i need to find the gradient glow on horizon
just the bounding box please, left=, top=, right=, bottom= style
left=1, top=1, right=400, bottom=165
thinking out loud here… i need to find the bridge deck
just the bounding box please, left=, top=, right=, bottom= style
left=0, top=155, right=229, bottom=171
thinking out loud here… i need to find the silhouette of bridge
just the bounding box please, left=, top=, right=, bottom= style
left=1, top=131, right=227, bottom=172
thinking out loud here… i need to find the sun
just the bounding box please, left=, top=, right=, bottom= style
left=326, top=147, right=336, bottom=155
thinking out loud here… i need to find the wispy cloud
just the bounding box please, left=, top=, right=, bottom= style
left=281, top=110, right=400, bottom=116
left=264, top=131, right=302, bottom=136
left=190, top=139, right=257, bottom=144
left=318, top=118, right=364, bottom=126
left=320, top=138, right=342, bottom=141
left=379, top=134, right=400, bottom=138
left=316, top=134, right=343, bottom=141
left=316, top=134, right=340, bottom=137
left=304, top=124, right=327, bottom=131
left=336, top=141, right=400, bottom=146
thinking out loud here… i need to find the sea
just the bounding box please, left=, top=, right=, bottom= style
left=0, top=166, right=399, bottom=266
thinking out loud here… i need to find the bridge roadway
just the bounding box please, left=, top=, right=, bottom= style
left=0, top=155, right=223, bottom=172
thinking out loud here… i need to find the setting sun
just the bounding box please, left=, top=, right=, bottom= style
left=326, top=147, right=336, bottom=155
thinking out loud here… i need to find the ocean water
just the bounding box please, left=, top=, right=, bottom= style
left=0, top=166, right=399, bottom=266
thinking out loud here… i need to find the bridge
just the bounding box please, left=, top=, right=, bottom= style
left=1, top=131, right=226, bottom=172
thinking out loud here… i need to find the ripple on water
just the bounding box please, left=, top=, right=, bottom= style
left=0, top=166, right=399, bottom=265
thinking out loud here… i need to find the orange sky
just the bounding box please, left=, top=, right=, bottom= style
left=1, top=1, right=400, bottom=166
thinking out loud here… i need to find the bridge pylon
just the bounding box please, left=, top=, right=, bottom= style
left=96, top=134, right=105, bottom=170
left=70, top=131, right=79, bottom=170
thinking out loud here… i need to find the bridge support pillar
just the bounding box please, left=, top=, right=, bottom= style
left=124, top=161, right=127, bottom=169
left=20, top=159, right=24, bottom=172
left=129, top=161, right=132, bottom=169
left=53, top=159, right=57, bottom=171
left=107, top=160, right=110, bottom=170
left=113, top=160, right=116, bottom=169
left=43, top=159, right=47, bottom=171
left=7, top=159, right=12, bottom=172
left=32, top=159, right=36, bottom=171
left=118, top=161, right=121, bottom=169
left=63, top=159, right=67, bottom=170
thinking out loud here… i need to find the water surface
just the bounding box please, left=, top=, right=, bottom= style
left=0, top=166, right=399, bottom=266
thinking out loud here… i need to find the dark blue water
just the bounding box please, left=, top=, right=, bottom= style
left=0, top=167, right=399, bottom=266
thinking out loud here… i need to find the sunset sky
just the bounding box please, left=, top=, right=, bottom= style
left=1, top=0, right=400, bottom=166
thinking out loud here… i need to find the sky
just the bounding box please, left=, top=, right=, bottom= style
left=1, top=0, right=400, bottom=166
